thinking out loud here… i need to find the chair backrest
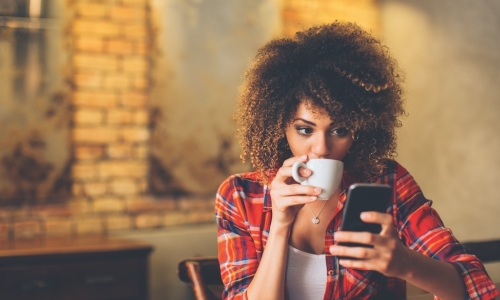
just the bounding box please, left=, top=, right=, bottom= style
left=462, top=239, right=500, bottom=264
left=177, top=257, right=223, bottom=300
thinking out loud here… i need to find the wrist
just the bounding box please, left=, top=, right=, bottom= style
left=396, top=246, right=418, bottom=281
left=269, top=222, right=291, bottom=238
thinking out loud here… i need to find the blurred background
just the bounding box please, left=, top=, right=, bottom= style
left=0, top=0, right=499, bottom=299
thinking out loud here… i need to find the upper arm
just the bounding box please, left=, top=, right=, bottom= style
left=215, top=176, right=260, bottom=299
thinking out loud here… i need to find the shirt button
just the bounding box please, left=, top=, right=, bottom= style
left=328, top=270, right=334, bottom=276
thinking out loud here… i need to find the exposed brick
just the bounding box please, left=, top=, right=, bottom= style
left=123, top=24, right=148, bottom=39
left=73, top=71, right=104, bottom=89
left=75, top=2, right=109, bottom=19
left=126, top=197, right=176, bottom=213
left=137, top=178, right=148, bottom=193
left=132, top=76, right=149, bottom=90
left=1, top=207, right=30, bottom=219
left=110, top=5, right=146, bottom=21
left=82, top=181, right=108, bottom=197
left=76, top=216, right=103, bottom=235
left=75, top=145, right=105, bottom=160
left=73, top=127, right=120, bottom=143
left=73, top=20, right=121, bottom=37
left=135, top=213, right=160, bottom=229
left=68, top=197, right=92, bottom=215
left=107, top=214, right=132, bottom=231
left=132, top=109, right=149, bottom=124
left=14, top=220, right=41, bottom=240
left=107, top=143, right=133, bottom=159
left=73, top=54, right=119, bottom=71
left=120, top=0, right=148, bottom=6
left=104, top=73, right=131, bottom=89
left=0, top=222, right=10, bottom=241
left=72, top=182, right=85, bottom=197
left=135, top=41, right=150, bottom=55
left=106, top=39, right=134, bottom=54
left=133, top=144, right=149, bottom=159
left=98, top=160, right=148, bottom=178
left=120, top=127, right=150, bottom=142
left=122, top=56, right=149, bottom=73
left=74, top=108, right=104, bottom=124
left=72, top=162, right=98, bottom=180
left=45, top=218, right=73, bottom=237
left=110, top=178, right=139, bottom=195
left=32, top=204, right=72, bottom=218
left=0, top=209, right=10, bottom=219
left=107, top=109, right=132, bottom=124
left=73, top=91, right=118, bottom=107
left=75, top=37, right=104, bottom=52
left=120, top=92, right=147, bottom=107
left=92, top=196, right=125, bottom=212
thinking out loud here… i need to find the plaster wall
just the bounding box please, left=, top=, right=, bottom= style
left=149, top=0, right=281, bottom=195
left=380, top=1, right=500, bottom=241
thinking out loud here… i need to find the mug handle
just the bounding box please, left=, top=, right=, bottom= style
left=291, top=161, right=307, bottom=183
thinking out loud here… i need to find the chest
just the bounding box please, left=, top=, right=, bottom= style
left=289, top=199, right=340, bottom=254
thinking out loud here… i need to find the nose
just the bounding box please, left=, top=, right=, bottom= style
left=311, top=134, right=331, bottom=158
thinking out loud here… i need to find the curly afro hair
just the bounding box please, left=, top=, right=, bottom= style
left=234, top=21, right=405, bottom=183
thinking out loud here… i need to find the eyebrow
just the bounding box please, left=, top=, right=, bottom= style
left=292, top=118, right=336, bottom=127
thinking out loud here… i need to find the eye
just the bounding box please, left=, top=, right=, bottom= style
left=296, top=126, right=313, bottom=136
left=331, top=127, right=349, bottom=137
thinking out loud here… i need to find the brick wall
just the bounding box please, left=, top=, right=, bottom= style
left=282, top=0, right=380, bottom=37
left=0, top=0, right=214, bottom=242
left=0, top=0, right=380, bottom=241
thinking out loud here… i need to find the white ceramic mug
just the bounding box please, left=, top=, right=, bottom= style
left=291, top=159, right=344, bottom=200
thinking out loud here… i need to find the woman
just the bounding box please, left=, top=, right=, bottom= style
left=215, top=22, right=498, bottom=300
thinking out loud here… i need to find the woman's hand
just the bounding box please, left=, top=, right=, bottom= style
left=269, top=155, right=322, bottom=227
left=329, top=212, right=413, bottom=278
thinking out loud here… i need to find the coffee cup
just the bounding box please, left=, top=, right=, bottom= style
left=291, top=159, right=344, bottom=200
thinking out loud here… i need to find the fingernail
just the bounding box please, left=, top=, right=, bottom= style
left=310, top=196, right=317, bottom=201
left=314, top=187, right=322, bottom=194
left=360, top=212, right=369, bottom=219
left=301, top=155, right=307, bottom=160
left=334, top=232, right=344, bottom=238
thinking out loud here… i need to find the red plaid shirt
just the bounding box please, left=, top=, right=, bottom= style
left=215, top=161, right=498, bottom=299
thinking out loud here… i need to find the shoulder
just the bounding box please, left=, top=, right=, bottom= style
left=216, top=171, right=268, bottom=223
left=378, top=160, right=425, bottom=197
left=380, top=160, right=411, bottom=179
left=217, top=171, right=266, bottom=204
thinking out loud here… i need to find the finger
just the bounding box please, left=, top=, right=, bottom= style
left=334, top=231, right=376, bottom=246
left=337, top=257, right=371, bottom=270
left=272, top=195, right=319, bottom=211
left=329, top=244, right=373, bottom=260
left=281, top=184, right=322, bottom=197
left=359, top=211, right=391, bottom=224
left=360, top=212, right=395, bottom=235
left=282, top=154, right=308, bottom=167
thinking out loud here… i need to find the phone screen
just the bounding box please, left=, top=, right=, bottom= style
left=337, top=183, right=392, bottom=249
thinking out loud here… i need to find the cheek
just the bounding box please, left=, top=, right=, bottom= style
left=334, top=139, right=354, bottom=160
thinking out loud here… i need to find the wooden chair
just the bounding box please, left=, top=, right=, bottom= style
left=462, top=239, right=500, bottom=263
left=177, top=257, right=223, bottom=300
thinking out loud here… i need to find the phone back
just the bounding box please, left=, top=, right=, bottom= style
left=340, top=183, right=392, bottom=233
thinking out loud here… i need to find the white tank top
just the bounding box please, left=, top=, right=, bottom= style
left=286, top=245, right=327, bottom=300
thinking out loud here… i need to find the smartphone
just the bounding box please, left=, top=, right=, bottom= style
left=337, top=183, right=392, bottom=249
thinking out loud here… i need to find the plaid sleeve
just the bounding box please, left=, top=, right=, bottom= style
left=393, top=166, right=499, bottom=300
left=215, top=175, right=259, bottom=300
